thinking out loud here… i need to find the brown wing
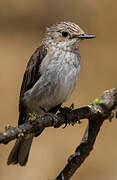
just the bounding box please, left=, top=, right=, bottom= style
left=18, top=44, right=47, bottom=125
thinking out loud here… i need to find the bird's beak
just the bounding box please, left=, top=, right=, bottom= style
left=79, top=34, right=96, bottom=39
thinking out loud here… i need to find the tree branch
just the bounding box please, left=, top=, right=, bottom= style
left=0, top=88, right=117, bottom=179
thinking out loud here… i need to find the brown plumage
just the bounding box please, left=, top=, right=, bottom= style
left=19, top=45, right=47, bottom=125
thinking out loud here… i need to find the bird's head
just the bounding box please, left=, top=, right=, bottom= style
left=43, top=21, right=95, bottom=51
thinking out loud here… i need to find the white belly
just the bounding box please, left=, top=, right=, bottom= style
left=53, top=65, right=80, bottom=104
left=23, top=50, right=81, bottom=114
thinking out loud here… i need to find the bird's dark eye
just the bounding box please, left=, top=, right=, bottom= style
left=62, top=31, right=69, bottom=37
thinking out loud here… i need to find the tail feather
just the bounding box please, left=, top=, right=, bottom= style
left=18, top=137, right=33, bottom=166
left=7, top=128, right=44, bottom=166
left=7, top=136, right=33, bottom=166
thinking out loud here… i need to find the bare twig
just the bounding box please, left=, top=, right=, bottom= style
left=0, top=88, right=117, bottom=179
left=55, top=88, right=117, bottom=180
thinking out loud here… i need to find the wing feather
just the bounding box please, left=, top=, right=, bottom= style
left=18, top=45, right=47, bottom=125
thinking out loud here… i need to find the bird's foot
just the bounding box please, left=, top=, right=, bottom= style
left=59, top=103, right=75, bottom=128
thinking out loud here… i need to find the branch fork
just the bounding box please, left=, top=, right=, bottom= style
left=0, top=88, right=117, bottom=179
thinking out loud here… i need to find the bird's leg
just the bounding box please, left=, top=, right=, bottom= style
left=44, top=112, right=59, bottom=126
left=40, top=106, right=58, bottom=125
left=40, top=106, right=47, bottom=113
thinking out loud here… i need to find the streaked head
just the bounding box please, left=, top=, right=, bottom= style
left=43, top=21, right=95, bottom=50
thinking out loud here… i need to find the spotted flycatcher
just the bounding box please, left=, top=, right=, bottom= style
left=7, top=21, right=95, bottom=166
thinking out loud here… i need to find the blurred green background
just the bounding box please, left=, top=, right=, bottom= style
left=0, top=1, right=117, bottom=180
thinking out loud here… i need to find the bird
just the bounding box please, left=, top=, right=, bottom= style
left=7, top=21, right=95, bottom=166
